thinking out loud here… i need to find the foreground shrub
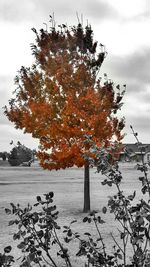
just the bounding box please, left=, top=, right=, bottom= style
left=4, top=190, right=123, bottom=267
left=7, top=192, right=74, bottom=266
left=0, top=246, right=14, bottom=266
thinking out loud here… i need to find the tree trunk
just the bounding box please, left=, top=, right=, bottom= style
left=83, top=164, right=90, bottom=212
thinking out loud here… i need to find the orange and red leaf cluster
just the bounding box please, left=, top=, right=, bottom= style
left=4, top=23, right=125, bottom=170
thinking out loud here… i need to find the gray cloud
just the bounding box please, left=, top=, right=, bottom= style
left=0, top=124, right=38, bottom=151
left=111, top=49, right=150, bottom=83
left=0, top=75, right=14, bottom=126
left=0, top=0, right=117, bottom=24
left=102, top=48, right=150, bottom=95
left=128, top=11, right=150, bottom=22
left=127, top=115, right=150, bottom=131
left=101, top=48, right=150, bottom=143
left=0, top=0, right=34, bottom=23
left=122, top=114, right=150, bottom=144
left=139, top=92, right=150, bottom=104
left=0, top=109, right=11, bottom=125
left=0, top=76, right=14, bottom=102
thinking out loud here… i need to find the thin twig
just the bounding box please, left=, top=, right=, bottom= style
left=93, top=216, right=107, bottom=267
left=110, top=232, right=124, bottom=254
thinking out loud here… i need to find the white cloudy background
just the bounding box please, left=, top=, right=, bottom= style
left=0, top=0, right=150, bottom=152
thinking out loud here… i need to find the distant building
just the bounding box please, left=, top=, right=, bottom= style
left=119, top=144, right=150, bottom=162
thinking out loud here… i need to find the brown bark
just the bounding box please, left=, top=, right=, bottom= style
left=83, top=164, right=90, bottom=212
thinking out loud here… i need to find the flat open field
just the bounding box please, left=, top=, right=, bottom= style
left=0, top=162, right=145, bottom=266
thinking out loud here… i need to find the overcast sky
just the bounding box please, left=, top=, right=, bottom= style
left=0, top=0, right=150, bottom=152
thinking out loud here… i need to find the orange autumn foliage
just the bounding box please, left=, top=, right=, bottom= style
left=4, top=23, right=125, bottom=170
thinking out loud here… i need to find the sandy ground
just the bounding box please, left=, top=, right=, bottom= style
left=0, top=162, right=145, bottom=266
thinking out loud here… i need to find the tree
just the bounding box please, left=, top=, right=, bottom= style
left=0, top=152, right=7, bottom=161
left=8, top=141, right=33, bottom=166
left=4, top=20, right=125, bottom=211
